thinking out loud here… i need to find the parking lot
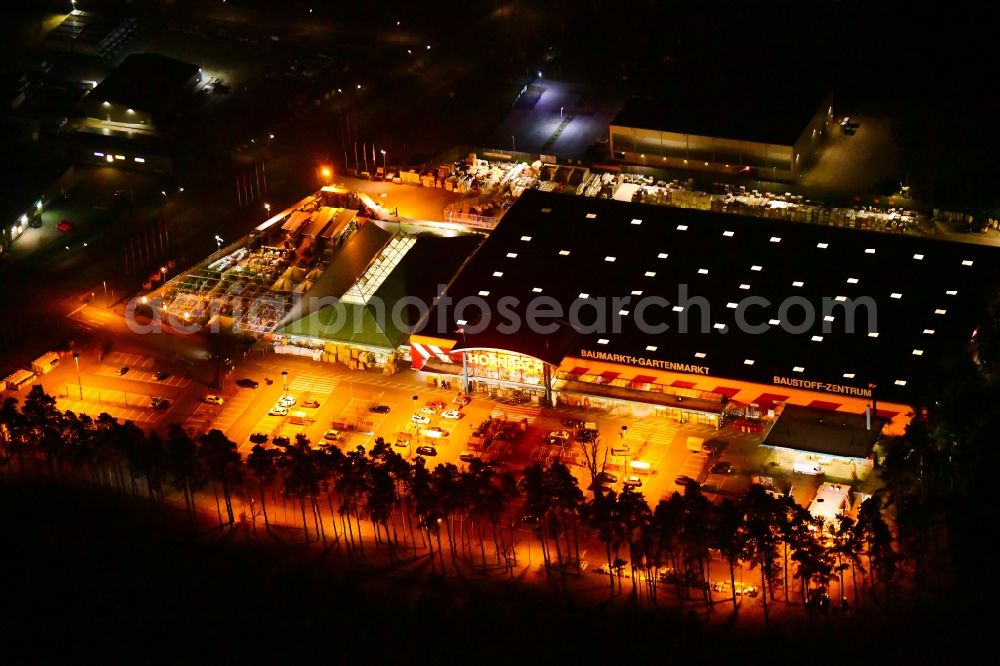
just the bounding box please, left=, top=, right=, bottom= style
left=58, top=385, right=158, bottom=424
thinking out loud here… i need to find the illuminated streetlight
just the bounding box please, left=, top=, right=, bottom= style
left=73, top=353, right=82, bottom=399
left=320, top=166, right=332, bottom=180
left=380, top=149, right=387, bottom=170
left=264, top=202, right=271, bottom=213
left=214, top=234, right=223, bottom=251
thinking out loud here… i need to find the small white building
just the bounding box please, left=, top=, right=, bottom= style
left=762, top=405, right=886, bottom=481
left=808, top=482, right=852, bottom=527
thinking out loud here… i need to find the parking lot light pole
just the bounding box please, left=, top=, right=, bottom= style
left=281, top=371, right=288, bottom=396
left=73, top=352, right=82, bottom=399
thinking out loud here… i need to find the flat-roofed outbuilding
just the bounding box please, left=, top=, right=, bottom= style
left=610, top=81, right=834, bottom=180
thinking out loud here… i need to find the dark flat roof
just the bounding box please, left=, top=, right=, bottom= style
left=88, top=53, right=199, bottom=113
left=374, top=232, right=484, bottom=333
left=763, top=405, right=886, bottom=459
left=418, top=190, right=1000, bottom=404
left=611, top=85, right=828, bottom=146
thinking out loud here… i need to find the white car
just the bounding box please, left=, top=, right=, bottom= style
left=548, top=430, right=571, bottom=441
left=323, top=429, right=341, bottom=441
left=278, top=394, right=297, bottom=407
left=268, top=405, right=288, bottom=416
left=419, top=406, right=437, bottom=415
left=441, top=409, right=463, bottom=420
left=411, top=413, right=431, bottom=425
left=204, top=395, right=224, bottom=405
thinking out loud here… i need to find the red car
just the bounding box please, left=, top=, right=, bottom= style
left=425, top=400, right=446, bottom=410
left=56, top=220, right=74, bottom=232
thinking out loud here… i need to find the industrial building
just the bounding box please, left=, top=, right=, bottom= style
left=609, top=84, right=833, bottom=181
left=80, top=53, right=201, bottom=133
left=411, top=189, right=1000, bottom=434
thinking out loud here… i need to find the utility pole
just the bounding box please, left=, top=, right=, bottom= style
left=73, top=352, right=82, bottom=399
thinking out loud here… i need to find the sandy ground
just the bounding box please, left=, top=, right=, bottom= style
left=801, top=115, right=900, bottom=196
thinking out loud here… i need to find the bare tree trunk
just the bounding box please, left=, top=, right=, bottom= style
left=729, top=558, right=738, bottom=612
left=299, top=497, right=310, bottom=543
left=354, top=505, right=365, bottom=557
left=783, top=541, right=789, bottom=604
left=213, top=483, right=224, bottom=527
left=759, top=553, right=770, bottom=627
left=259, top=480, right=270, bottom=529
left=477, top=520, right=488, bottom=571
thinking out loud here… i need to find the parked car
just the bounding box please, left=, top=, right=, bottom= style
left=548, top=430, right=571, bottom=442
left=575, top=430, right=597, bottom=443
left=411, top=413, right=431, bottom=425
left=323, top=429, right=341, bottom=441
left=369, top=404, right=391, bottom=414
left=453, top=395, right=471, bottom=406
left=150, top=397, right=169, bottom=410
left=425, top=400, right=446, bottom=409
left=597, top=471, right=617, bottom=484
left=56, top=220, right=74, bottom=232
left=415, top=445, right=437, bottom=457
left=623, top=475, right=643, bottom=488
left=419, top=406, right=437, bottom=415
left=711, top=461, right=734, bottom=475
left=249, top=432, right=269, bottom=444
left=236, top=378, right=259, bottom=388
left=302, top=399, right=321, bottom=408
left=674, top=475, right=697, bottom=487
left=203, top=395, right=224, bottom=405
left=116, top=366, right=130, bottom=376
left=268, top=405, right=288, bottom=416
left=562, top=419, right=584, bottom=429
left=154, top=371, right=170, bottom=381
left=278, top=394, right=296, bottom=407
left=393, top=438, right=409, bottom=448
left=459, top=451, right=479, bottom=463
left=441, top=409, right=463, bottom=420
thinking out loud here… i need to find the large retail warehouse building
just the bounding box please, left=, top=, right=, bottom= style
left=412, top=190, right=1000, bottom=434
left=609, top=84, right=833, bottom=181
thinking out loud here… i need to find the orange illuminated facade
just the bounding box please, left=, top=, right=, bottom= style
left=409, top=334, right=910, bottom=434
